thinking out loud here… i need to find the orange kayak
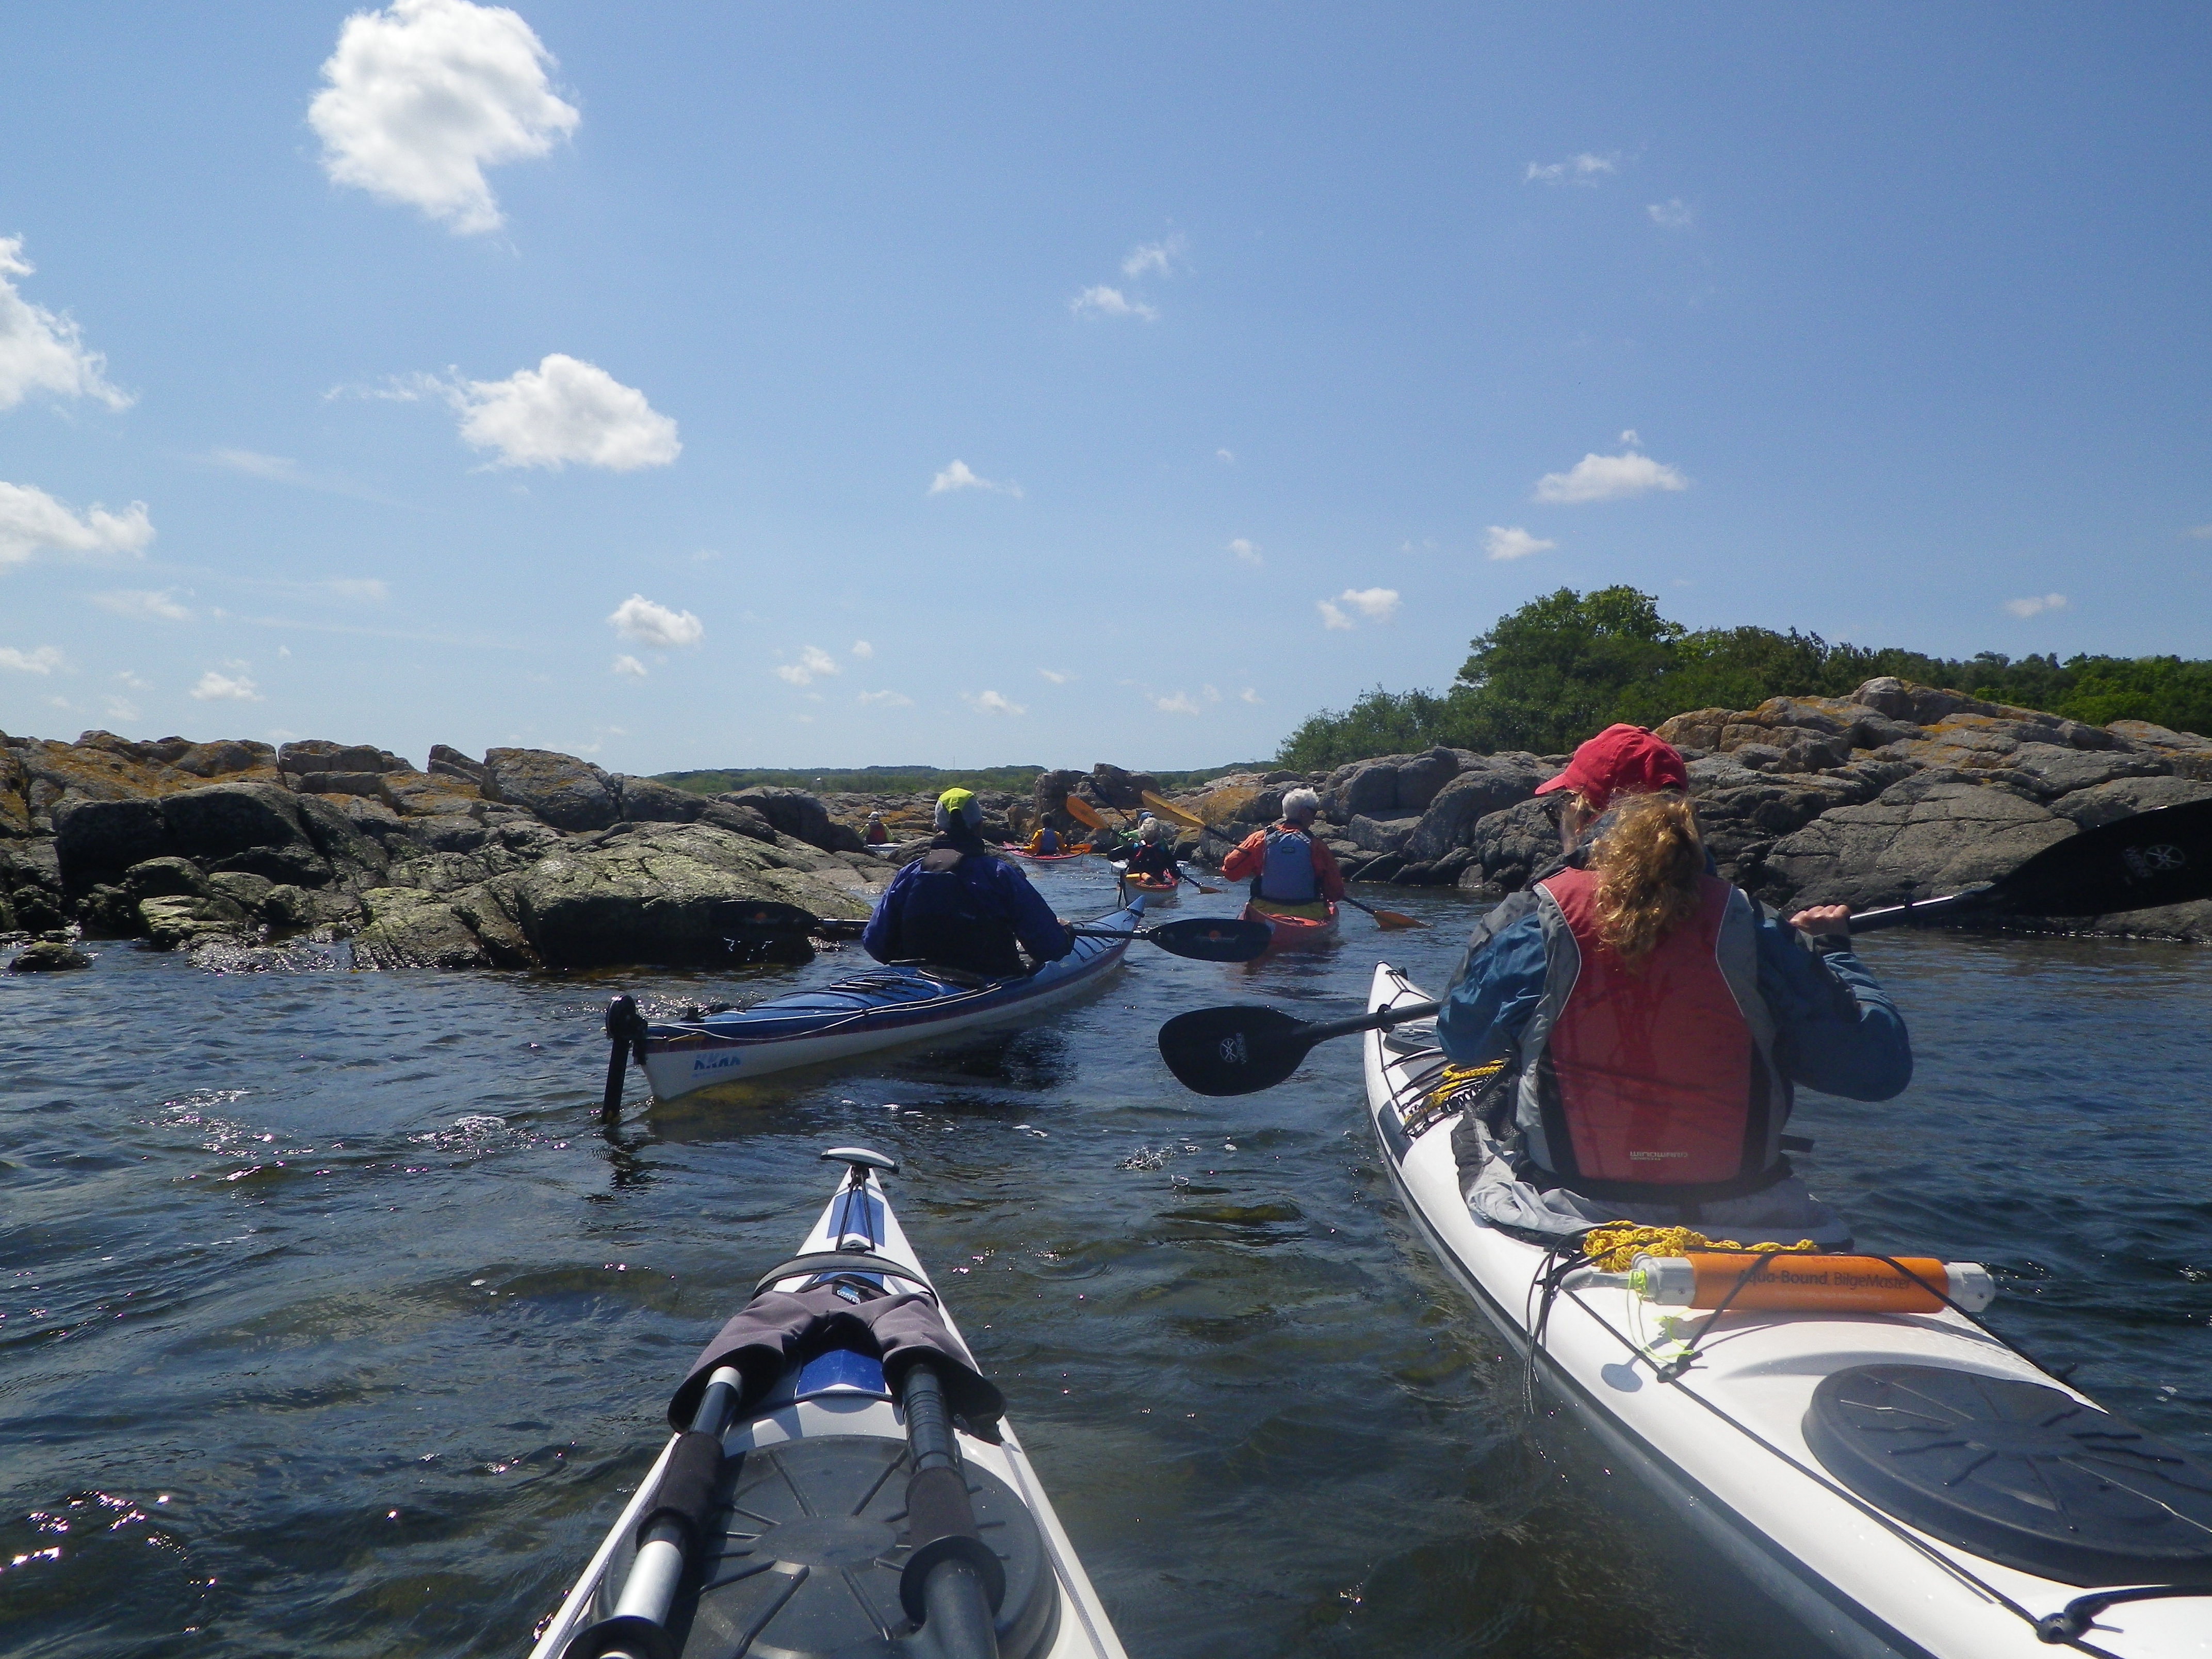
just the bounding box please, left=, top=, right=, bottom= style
left=1241, top=897, right=1340, bottom=951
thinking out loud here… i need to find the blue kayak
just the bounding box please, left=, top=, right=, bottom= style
left=640, top=898, right=1143, bottom=1096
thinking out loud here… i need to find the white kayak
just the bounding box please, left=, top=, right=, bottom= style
left=1362, top=962, right=2212, bottom=1659
left=529, top=1147, right=1129, bottom=1659
left=640, top=900, right=1144, bottom=1099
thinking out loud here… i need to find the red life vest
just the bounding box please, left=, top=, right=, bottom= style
left=1531, top=867, right=1770, bottom=1187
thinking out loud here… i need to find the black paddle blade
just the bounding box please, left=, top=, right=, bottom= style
left=1990, top=797, right=2212, bottom=917
left=1158, top=1005, right=1316, bottom=1095
left=1146, top=917, right=1276, bottom=964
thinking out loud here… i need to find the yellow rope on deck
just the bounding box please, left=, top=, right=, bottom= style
left=1580, top=1223, right=1820, bottom=1274
left=1426, top=1060, right=1507, bottom=1110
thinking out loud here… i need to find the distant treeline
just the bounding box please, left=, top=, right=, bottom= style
left=1277, top=586, right=2212, bottom=770
left=658, top=762, right=1267, bottom=798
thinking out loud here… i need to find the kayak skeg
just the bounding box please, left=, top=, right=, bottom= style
left=529, top=1147, right=1129, bottom=1659
left=641, top=900, right=1144, bottom=1099
left=1239, top=897, right=1339, bottom=952
left=1361, top=962, right=2212, bottom=1659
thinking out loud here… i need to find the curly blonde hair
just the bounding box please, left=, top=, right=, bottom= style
left=1591, top=791, right=1705, bottom=968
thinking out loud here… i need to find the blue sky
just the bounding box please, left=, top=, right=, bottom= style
left=3, top=3, right=2207, bottom=772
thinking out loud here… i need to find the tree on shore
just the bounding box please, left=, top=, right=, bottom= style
left=1276, top=586, right=2212, bottom=769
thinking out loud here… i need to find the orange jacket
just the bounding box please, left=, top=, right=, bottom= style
left=1221, top=822, right=1345, bottom=902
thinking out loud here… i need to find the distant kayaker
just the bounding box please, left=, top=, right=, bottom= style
left=864, top=788, right=1073, bottom=978
left=1026, top=823, right=1063, bottom=855
left=1124, top=818, right=1179, bottom=880
left=865, top=812, right=888, bottom=846
left=1437, top=724, right=1912, bottom=1248
left=1221, top=788, right=1346, bottom=908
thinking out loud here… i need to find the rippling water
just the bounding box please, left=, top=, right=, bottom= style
left=5, top=861, right=2210, bottom=1658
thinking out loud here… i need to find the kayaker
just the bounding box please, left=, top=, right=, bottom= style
left=864, top=812, right=888, bottom=846
left=864, top=788, right=1073, bottom=978
left=1026, top=823, right=1063, bottom=855
left=1123, top=818, right=1179, bottom=880
left=1221, top=788, right=1346, bottom=907
left=1436, top=724, right=1912, bottom=1247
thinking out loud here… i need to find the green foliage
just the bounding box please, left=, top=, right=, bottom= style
left=656, top=765, right=1046, bottom=798
left=1276, top=585, right=2212, bottom=767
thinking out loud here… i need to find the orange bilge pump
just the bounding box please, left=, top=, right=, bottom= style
left=1566, top=1253, right=1997, bottom=1314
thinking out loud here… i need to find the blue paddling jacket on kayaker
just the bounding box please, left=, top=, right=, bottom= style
left=1437, top=729, right=1910, bottom=1241
left=864, top=789, right=1071, bottom=979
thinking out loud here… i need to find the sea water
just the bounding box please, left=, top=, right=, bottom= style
left=4, top=860, right=2208, bottom=1657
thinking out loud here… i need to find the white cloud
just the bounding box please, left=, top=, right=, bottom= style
left=611, top=654, right=647, bottom=677
left=91, top=588, right=192, bottom=621
left=857, top=688, right=914, bottom=707
left=928, top=459, right=1021, bottom=498
left=774, top=645, right=841, bottom=687
left=104, top=695, right=139, bottom=722
left=454, top=355, right=679, bottom=470
left=323, top=577, right=389, bottom=604
left=850, top=640, right=873, bottom=659
left=1038, top=668, right=1077, bottom=685
left=1228, top=536, right=1263, bottom=567
left=0, top=482, right=155, bottom=568
left=1069, top=285, right=1158, bottom=322
left=1216, top=448, right=1235, bottom=464
left=1153, top=691, right=1202, bottom=716
left=310, top=0, right=580, bottom=235
left=1647, top=199, right=1693, bottom=230
left=1485, top=525, right=1556, bottom=562
left=1619, top=429, right=1640, bottom=447
left=2003, top=593, right=2070, bottom=619
left=2187, top=525, right=2212, bottom=540
left=0, top=645, right=65, bottom=674
left=1533, top=446, right=1688, bottom=504
left=1341, top=587, right=1401, bottom=622
left=0, top=238, right=133, bottom=413
left=191, top=669, right=262, bottom=702
left=1525, top=153, right=1618, bottom=185
left=1240, top=687, right=1263, bottom=705
left=964, top=690, right=1025, bottom=716
left=1121, top=235, right=1186, bottom=279
left=1318, top=597, right=1353, bottom=630
left=606, top=593, right=703, bottom=648
left=116, top=671, right=152, bottom=690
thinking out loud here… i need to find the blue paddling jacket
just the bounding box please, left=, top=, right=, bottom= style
left=864, top=832, right=1071, bottom=978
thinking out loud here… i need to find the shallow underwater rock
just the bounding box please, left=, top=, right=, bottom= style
left=8, top=939, right=92, bottom=971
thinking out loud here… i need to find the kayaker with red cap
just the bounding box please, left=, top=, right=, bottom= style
left=1435, top=724, right=1912, bottom=1247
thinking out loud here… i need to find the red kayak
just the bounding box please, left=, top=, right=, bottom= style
left=1241, top=897, right=1340, bottom=951
left=1002, top=842, right=1092, bottom=864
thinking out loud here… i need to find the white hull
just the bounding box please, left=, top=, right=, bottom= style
left=528, top=1165, right=1128, bottom=1659
left=1362, top=962, right=2210, bottom=1659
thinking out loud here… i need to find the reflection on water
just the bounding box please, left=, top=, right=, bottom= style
left=2, top=860, right=2208, bottom=1658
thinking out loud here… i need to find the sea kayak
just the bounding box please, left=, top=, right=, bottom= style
left=641, top=900, right=1143, bottom=1098
left=1240, top=897, right=1338, bottom=951
left=1002, top=842, right=1091, bottom=864
left=528, top=1147, right=1130, bottom=1659
left=1113, top=865, right=1180, bottom=907
left=1361, top=963, right=2212, bottom=1659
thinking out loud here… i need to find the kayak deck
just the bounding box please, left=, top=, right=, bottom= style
left=1240, top=898, right=1338, bottom=951
left=642, top=901, right=1143, bottom=1096
left=1362, top=962, right=2212, bottom=1659
left=528, top=1153, right=1129, bottom=1659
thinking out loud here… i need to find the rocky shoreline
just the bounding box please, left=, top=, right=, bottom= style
left=7, top=672, right=2210, bottom=974
left=1159, top=676, right=2212, bottom=941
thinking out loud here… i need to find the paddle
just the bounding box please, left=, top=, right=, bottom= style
left=1342, top=892, right=1428, bottom=931
left=1140, top=791, right=1205, bottom=830
left=1847, top=796, right=2212, bottom=931
left=1160, top=997, right=1442, bottom=1096
left=1160, top=798, right=2212, bottom=1097
left=722, top=899, right=1274, bottom=963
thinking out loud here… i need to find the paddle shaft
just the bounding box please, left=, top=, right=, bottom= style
left=1296, top=997, right=1442, bottom=1047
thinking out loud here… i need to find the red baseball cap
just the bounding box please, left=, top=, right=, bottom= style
left=1534, top=724, right=1689, bottom=814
